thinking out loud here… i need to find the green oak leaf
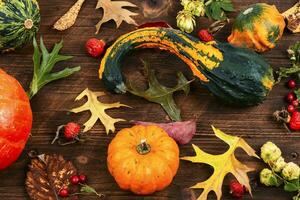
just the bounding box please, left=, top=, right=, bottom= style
left=126, top=60, right=192, bottom=121
left=28, top=37, right=81, bottom=99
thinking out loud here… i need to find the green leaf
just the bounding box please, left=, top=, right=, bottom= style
left=80, top=184, right=104, bottom=198
left=220, top=2, right=234, bottom=12
left=126, top=60, right=192, bottom=121
left=210, top=3, right=222, bottom=20
left=288, top=42, right=300, bottom=65
left=269, top=175, right=282, bottom=187
left=284, top=180, right=300, bottom=192
left=295, top=89, right=300, bottom=100
left=28, top=37, right=81, bottom=99
left=204, top=0, right=234, bottom=20
left=81, top=185, right=98, bottom=194
left=275, top=42, right=300, bottom=83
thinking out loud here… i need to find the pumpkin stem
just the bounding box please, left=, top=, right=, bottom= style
left=136, top=139, right=151, bottom=155
left=24, top=19, right=34, bottom=29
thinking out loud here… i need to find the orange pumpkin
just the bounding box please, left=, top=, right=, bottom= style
left=0, top=69, right=32, bottom=170
left=228, top=3, right=285, bottom=52
left=107, top=125, right=179, bottom=195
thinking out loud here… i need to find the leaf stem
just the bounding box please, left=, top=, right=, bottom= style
left=51, top=125, right=64, bottom=144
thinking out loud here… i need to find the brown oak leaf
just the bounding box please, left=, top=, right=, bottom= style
left=26, top=154, right=78, bottom=200
left=95, top=0, right=138, bottom=34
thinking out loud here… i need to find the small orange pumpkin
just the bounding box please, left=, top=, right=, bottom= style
left=107, top=125, right=179, bottom=195
left=228, top=3, right=285, bottom=52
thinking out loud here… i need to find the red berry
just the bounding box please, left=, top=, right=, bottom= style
left=79, top=174, right=87, bottom=183
left=229, top=180, right=245, bottom=199
left=59, top=187, right=69, bottom=197
left=70, top=175, right=80, bottom=185
left=292, top=100, right=299, bottom=107
left=286, top=92, right=295, bottom=102
left=198, top=29, right=214, bottom=42
left=64, top=122, right=81, bottom=140
left=85, top=38, right=106, bottom=58
left=288, top=79, right=296, bottom=89
left=287, top=104, right=296, bottom=113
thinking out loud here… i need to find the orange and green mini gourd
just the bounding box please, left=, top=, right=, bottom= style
left=228, top=3, right=285, bottom=52
left=99, top=27, right=274, bottom=106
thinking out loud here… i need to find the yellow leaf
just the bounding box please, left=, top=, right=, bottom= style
left=181, top=126, right=259, bottom=200
left=70, top=88, right=130, bottom=134
left=95, top=0, right=138, bottom=34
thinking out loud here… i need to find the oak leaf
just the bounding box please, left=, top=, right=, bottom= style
left=26, top=154, right=78, bottom=200
left=127, top=60, right=192, bottom=121
left=70, top=88, right=130, bottom=134
left=181, top=126, right=259, bottom=200
left=95, top=0, right=138, bottom=34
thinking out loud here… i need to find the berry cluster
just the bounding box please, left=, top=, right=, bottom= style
left=285, top=79, right=298, bottom=113
left=58, top=174, right=87, bottom=197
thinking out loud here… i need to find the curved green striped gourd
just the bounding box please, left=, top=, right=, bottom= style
left=0, top=0, right=40, bottom=52
left=99, top=27, right=274, bottom=106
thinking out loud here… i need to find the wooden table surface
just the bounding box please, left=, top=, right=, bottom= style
left=0, top=0, right=299, bottom=199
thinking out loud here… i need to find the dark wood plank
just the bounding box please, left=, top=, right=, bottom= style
left=0, top=0, right=299, bottom=199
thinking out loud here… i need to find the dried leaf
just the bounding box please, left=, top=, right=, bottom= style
left=26, top=154, right=78, bottom=200
left=53, top=0, right=86, bottom=31
left=181, top=126, right=259, bottom=200
left=127, top=60, right=192, bottom=121
left=133, top=120, right=196, bottom=144
left=95, top=0, right=138, bottom=34
left=70, top=88, right=130, bottom=134
left=282, top=1, right=300, bottom=33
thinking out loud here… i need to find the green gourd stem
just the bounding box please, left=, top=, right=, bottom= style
left=136, top=139, right=151, bottom=155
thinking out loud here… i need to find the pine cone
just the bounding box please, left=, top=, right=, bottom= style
left=26, top=154, right=78, bottom=200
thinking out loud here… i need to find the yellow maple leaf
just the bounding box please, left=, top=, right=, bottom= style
left=95, top=0, right=138, bottom=34
left=70, top=88, right=130, bottom=134
left=181, top=126, right=259, bottom=200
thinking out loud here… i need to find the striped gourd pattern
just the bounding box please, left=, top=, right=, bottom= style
left=0, top=0, right=40, bottom=52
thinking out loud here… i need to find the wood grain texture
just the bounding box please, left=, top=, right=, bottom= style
left=0, top=0, right=299, bottom=199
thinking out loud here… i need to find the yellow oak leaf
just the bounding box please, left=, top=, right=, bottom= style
left=70, top=88, right=130, bottom=134
left=181, top=126, right=259, bottom=200
left=95, top=0, right=138, bottom=34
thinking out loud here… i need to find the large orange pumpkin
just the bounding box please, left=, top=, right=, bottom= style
left=107, top=125, right=179, bottom=195
left=0, top=69, right=32, bottom=170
